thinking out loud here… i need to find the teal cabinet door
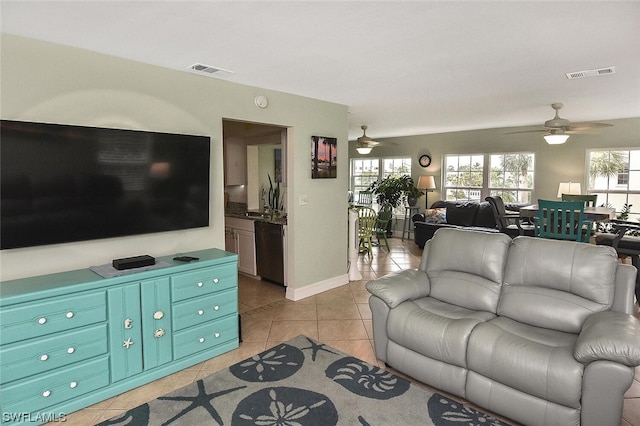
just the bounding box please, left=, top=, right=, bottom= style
left=107, top=283, right=143, bottom=381
left=141, top=277, right=173, bottom=369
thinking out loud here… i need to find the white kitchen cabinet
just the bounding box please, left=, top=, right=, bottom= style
left=225, top=217, right=257, bottom=276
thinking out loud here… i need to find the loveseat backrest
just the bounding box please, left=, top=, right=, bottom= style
left=424, top=228, right=512, bottom=313
left=499, top=236, right=618, bottom=333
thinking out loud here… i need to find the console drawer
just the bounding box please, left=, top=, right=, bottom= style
left=173, top=315, right=238, bottom=360
left=170, top=264, right=237, bottom=302
left=0, top=356, right=110, bottom=415
left=1, top=323, right=108, bottom=383
left=0, top=291, right=106, bottom=345
left=172, top=288, right=238, bottom=331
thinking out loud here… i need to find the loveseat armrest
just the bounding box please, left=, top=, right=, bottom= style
left=575, top=311, right=640, bottom=367
left=365, top=269, right=429, bottom=309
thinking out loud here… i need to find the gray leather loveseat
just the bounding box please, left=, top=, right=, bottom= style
left=366, top=228, right=640, bottom=426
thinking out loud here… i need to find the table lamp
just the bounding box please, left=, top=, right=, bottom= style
left=557, top=182, right=581, bottom=198
left=417, top=176, right=436, bottom=210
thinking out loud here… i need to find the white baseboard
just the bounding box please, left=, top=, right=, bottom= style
left=285, top=273, right=349, bottom=301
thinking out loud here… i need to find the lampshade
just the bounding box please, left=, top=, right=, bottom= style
left=356, top=146, right=372, bottom=155
left=544, top=134, right=570, bottom=144
left=417, top=175, right=436, bottom=190
left=557, top=182, right=582, bottom=197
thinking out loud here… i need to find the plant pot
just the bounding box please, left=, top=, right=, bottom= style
left=407, top=197, right=418, bottom=207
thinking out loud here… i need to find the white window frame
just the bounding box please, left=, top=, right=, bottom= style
left=587, top=148, right=640, bottom=221
left=350, top=157, right=412, bottom=214
left=443, top=152, right=535, bottom=204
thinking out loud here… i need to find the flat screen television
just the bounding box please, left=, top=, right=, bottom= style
left=1, top=120, right=211, bottom=249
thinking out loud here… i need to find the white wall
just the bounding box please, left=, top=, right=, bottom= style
left=0, top=34, right=349, bottom=294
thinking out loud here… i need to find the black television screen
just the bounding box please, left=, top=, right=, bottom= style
left=1, top=120, right=211, bottom=249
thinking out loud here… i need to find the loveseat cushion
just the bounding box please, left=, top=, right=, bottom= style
left=445, top=202, right=478, bottom=226
left=468, top=316, right=583, bottom=408
left=473, top=202, right=496, bottom=228
left=500, top=236, right=618, bottom=333
left=426, top=228, right=512, bottom=312
left=387, top=297, right=494, bottom=368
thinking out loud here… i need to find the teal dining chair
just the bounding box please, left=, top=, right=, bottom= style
left=561, top=193, right=597, bottom=207
left=561, top=194, right=598, bottom=239
left=534, top=199, right=591, bottom=243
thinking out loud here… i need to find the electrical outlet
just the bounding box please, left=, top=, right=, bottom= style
left=299, top=194, right=309, bottom=205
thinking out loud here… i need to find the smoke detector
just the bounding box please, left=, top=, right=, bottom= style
left=187, top=63, right=234, bottom=78
left=565, top=66, right=616, bottom=80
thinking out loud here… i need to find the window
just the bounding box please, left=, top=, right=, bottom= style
left=444, top=152, right=535, bottom=203
left=351, top=157, right=411, bottom=212
left=489, top=153, right=535, bottom=204
left=588, top=149, right=640, bottom=221
left=444, top=154, right=484, bottom=201
left=351, top=158, right=380, bottom=197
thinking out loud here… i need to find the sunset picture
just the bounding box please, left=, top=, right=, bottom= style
left=311, top=135, right=337, bottom=179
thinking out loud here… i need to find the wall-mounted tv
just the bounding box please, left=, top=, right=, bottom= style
left=1, top=120, right=211, bottom=249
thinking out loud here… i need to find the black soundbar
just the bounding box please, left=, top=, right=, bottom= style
left=113, top=255, right=156, bottom=270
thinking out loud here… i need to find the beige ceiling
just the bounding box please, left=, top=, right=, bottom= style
left=2, top=1, right=639, bottom=141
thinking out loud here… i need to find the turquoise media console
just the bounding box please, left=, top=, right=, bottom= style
left=0, top=248, right=239, bottom=424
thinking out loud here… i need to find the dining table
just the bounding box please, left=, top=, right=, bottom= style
left=519, top=204, right=616, bottom=221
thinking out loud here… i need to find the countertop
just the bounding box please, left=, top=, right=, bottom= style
left=225, top=211, right=287, bottom=226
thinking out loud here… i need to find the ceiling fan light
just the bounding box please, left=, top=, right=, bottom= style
left=544, top=134, right=570, bottom=144
left=356, top=146, right=372, bottom=155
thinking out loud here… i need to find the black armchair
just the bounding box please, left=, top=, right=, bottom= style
left=485, top=196, right=535, bottom=238
left=595, top=219, right=640, bottom=302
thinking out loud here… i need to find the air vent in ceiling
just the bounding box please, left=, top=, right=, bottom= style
left=187, top=63, right=234, bottom=78
left=566, top=66, right=616, bottom=80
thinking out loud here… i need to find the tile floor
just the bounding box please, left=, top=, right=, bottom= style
left=51, top=237, right=640, bottom=425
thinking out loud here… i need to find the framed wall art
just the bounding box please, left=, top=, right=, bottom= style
left=311, top=135, right=337, bottom=179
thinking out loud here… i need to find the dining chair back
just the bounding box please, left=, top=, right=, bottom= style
left=373, top=204, right=394, bottom=251
left=534, top=199, right=590, bottom=243
left=561, top=193, right=598, bottom=207
left=357, top=190, right=373, bottom=206
left=357, top=207, right=377, bottom=257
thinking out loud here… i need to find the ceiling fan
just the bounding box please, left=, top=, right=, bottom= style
left=509, top=103, right=613, bottom=144
left=355, top=125, right=397, bottom=154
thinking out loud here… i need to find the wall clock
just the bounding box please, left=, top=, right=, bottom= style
left=419, top=154, right=432, bottom=168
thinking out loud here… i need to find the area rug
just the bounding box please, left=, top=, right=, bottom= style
left=98, top=335, right=511, bottom=426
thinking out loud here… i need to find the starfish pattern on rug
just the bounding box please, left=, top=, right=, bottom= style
left=299, top=336, right=340, bottom=361
left=156, top=380, right=247, bottom=426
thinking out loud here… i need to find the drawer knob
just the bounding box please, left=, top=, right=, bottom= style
left=40, top=354, right=49, bottom=361
left=199, top=337, right=205, bottom=343
left=66, top=311, right=74, bottom=319
left=213, top=278, right=220, bottom=284
left=69, top=381, right=77, bottom=389
left=197, top=282, right=204, bottom=287
left=154, top=328, right=165, bottom=338
left=38, top=317, right=47, bottom=325
left=215, top=332, right=220, bottom=338
left=67, top=347, right=75, bottom=354
left=214, top=305, right=220, bottom=311
left=124, top=318, right=133, bottom=329
left=153, top=311, right=164, bottom=320
left=198, top=310, right=204, bottom=316
left=42, top=390, right=51, bottom=397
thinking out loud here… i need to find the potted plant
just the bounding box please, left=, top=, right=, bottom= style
left=368, top=175, right=424, bottom=208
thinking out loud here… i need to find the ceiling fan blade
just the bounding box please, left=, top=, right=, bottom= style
left=504, top=129, right=547, bottom=135
left=566, top=122, right=613, bottom=131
